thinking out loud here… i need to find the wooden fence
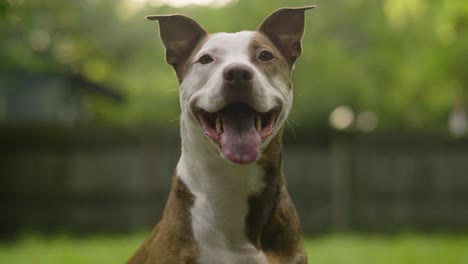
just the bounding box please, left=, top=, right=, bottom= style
left=1, top=125, right=468, bottom=236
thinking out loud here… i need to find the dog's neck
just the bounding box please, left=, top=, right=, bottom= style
left=176, top=116, right=283, bottom=252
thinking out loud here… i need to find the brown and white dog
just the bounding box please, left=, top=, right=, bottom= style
left=128, top=6, right=315, bottom=264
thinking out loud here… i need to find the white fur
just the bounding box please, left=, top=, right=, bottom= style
left=177, top=139, right=268, bottom=264
left=176, top=31, right=292, bottom=263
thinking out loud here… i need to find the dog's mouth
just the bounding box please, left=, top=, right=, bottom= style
left=196, top=103, right=278, bottom=164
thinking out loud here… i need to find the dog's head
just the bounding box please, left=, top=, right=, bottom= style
left=148, top=6, right=314, bottom=165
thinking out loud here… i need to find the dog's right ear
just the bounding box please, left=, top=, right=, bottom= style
left=258, top=6, right=315, bottom=66
left=146, top=15, right=207, bottom=70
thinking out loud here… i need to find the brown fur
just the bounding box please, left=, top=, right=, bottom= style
left=127, top=176, right=199, bottom=263
left=258, top=6, right=315, bottom=66
left=249, top=130, right=307, bottom=263
left=174, top=35, right=211, bottom=83
left=146, top=15, right=209, bottom=83
left=249, top=32, right=293, bottom=89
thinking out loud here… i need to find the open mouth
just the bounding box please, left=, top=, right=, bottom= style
left=196, top=103, right=278, bottom=164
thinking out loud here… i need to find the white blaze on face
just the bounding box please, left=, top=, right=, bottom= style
left=181, top=32, right=254, bottom=113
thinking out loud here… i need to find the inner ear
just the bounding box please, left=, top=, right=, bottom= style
left=147, top=15, right=207, bottom=75
left=258, top=6, right=315, bottom=66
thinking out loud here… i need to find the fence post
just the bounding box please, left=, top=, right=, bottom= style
left=330, top=134, right=353, bottom=231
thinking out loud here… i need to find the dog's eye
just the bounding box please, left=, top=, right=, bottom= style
left=198, top=55, right=214, bottom=64
left=258, top=50, right=274, bottom=62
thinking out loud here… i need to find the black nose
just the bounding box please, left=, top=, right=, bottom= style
left=223, top=63, right=253, bottom=86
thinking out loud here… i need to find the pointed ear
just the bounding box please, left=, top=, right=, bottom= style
left=146, top=15, right=207, bottom=69
left=258, top=6, right=315, bottom=65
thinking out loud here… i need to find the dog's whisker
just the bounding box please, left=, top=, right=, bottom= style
left=169, top=116, right=181, bottom=122
left=161, top=88, right=179, bottom=93
left=286, top=119, right=297, bottom=138
left=288, top=117, right=301, bottom=127
left=160, top=77, right=178, bottom=84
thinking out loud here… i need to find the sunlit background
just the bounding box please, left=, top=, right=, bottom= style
left=1, top=0, right=468, bottom=263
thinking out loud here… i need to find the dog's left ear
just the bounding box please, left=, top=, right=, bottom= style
left=258, top=6, right=316, bottom=65
left=146, top=14, right=207, bottom=80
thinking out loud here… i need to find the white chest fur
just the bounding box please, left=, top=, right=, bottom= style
left=177, top=125, right=268, bottom=264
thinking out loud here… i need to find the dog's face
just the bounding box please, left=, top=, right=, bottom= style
left=148, top=7, right=314, bottom=165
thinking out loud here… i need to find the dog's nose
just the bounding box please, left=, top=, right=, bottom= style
left=223, top=63, right=253, bottom=86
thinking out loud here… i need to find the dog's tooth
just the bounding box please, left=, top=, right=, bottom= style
left=256, top=115, right=262, bottom=132
left=216, top=116, right=223, bottom=133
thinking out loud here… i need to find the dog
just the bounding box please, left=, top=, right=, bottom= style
left=128, top=6, right=315, bottom=264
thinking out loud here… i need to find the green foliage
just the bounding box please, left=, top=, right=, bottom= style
left=1, top=0, right=467, bottom=131
left=0, top=233, right=467, bottom=264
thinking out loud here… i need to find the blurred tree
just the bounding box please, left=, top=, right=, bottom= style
left=0, top=0, right=466, bottom=133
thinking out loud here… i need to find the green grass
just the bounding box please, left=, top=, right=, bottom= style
left=0, top=233, right=467, bottom=264
left=0, top=233, right=143, bottom=264
left=306, top=234, right=468, bottom=264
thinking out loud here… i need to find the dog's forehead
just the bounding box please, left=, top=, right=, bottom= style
left=197, top=31, right=271, bottom=56
left=199, top=31, right=253, bottom=53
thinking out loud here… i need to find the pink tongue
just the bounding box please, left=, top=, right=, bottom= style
left=220, top=108, right=261, bottom=164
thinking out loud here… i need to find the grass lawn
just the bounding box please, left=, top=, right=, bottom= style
left=0, top=233, right=467, bottom=264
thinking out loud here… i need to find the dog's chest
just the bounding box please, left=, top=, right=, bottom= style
left=177, top=153, right=268, bottom=264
